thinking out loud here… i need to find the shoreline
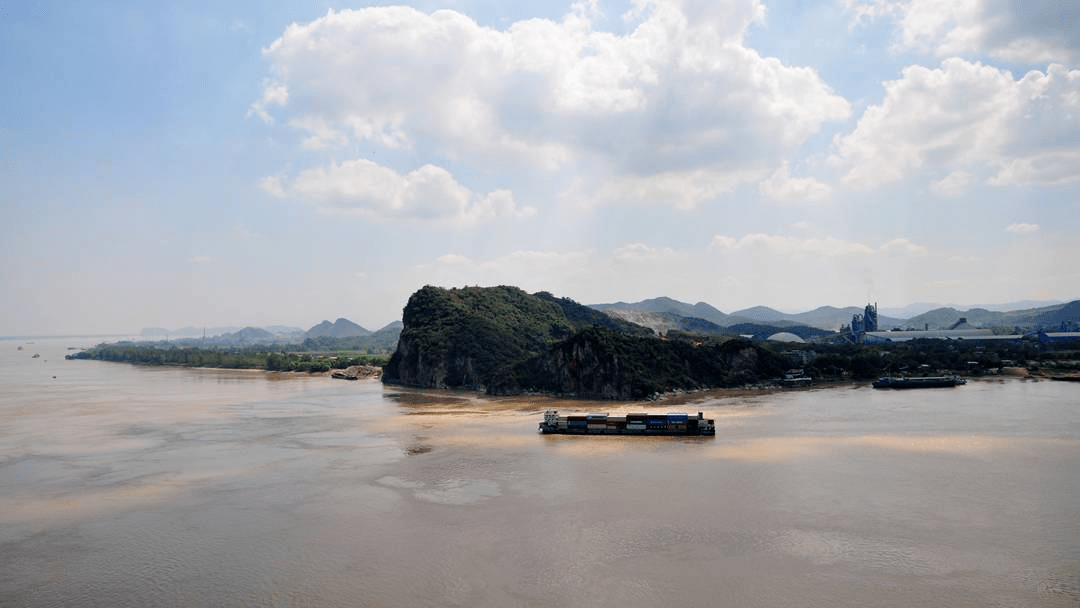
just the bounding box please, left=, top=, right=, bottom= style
left=76, top=357, right=1075, bottom=399
left=381, top=374, right=1066, bottom=407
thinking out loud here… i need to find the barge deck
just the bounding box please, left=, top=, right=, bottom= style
left=539, top=411, right=715, bottom=435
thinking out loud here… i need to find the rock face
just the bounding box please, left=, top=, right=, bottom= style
left=383, top=285, right=787, bottom=400
left=494, top=326, right=782, bottom=400
left=382, top=285, right=576, bottom=391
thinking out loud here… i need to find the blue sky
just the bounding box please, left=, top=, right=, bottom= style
left=2, top=0, right=1078, bottom=334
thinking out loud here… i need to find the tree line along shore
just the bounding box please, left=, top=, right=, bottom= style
left=67, top=346, right=389, bottom=374
left=64, top=336, right=1079, bottom=379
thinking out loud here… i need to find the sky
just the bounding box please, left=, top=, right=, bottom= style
left=2, top=0, right=1078, bottom=335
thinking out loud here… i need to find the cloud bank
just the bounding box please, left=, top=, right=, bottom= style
left=831, top=60, right=1080, bottom=191
left=844, top=0, right=1080, bottom=64
left=255, top=0, right=850, bottom=213
left=259, top=159, right=535, bottom=225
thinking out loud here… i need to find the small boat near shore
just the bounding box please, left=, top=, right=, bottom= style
left=872, top=376, right=966, bottom=389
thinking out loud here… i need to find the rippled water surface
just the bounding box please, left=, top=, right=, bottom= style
left=2, top=338, right=1079, bottom=607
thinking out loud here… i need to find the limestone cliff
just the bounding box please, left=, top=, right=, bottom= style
left=494, top=326, right=783, bottom=399
left=381, top=285, right=576, bottom=390
left=383, top=285, right=787, bottom=399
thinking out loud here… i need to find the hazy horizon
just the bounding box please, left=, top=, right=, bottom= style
left=1, top=294, right=1070, bottom=339
left=4, top=1, right=1078, bottom=335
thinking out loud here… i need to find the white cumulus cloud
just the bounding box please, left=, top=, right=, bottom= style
left=709, top=233, right=878, bottom=257
left=261, top=159, right=535, bottom=225
left=613, top=243, right=683, bottom=263
left=759, top=163, right=832, bottom=202
left=831, top=59, right=1080, bottom=191
left=1005, top=222, right=1039, bottom=234
left=843, top=0, right=1080, bottom=64
left=436, top=254, right=471, bottom=265
left=929, top=170, right=975, bottom=197
left=255, top=0, right=850, bottom=211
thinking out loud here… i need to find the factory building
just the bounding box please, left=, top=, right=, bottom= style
left=1036, top=331, right=1080, bottom=343
left=850, top=303, right=878, bottom=335
left=861, top=329, right=1023, bottom=344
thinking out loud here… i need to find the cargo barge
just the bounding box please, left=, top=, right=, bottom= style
left=872, top=376, right=966, bottom=389
left=539, top=410, right=715, bottom=435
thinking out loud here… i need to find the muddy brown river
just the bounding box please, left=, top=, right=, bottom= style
left=2, top=338, right=1078, bottom=607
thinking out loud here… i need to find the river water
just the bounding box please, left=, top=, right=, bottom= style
left=2, top=337, right=1079, bottom=607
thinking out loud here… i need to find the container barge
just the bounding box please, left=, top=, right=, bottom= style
left=539, top=411, right=715, bottom=435
left=872, top=376, right=966, bottom=389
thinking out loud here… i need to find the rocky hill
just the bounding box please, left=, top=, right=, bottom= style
left=602, top=309, right=830, bottom=341
left=383, top=285, right=577, bottom=390
left=383, top=286, right=786, bottom=399
left=603, top=309, right=693, bottom=336
left=898, top=301, right=1080, bottom=330
left=494, top=326, right=786, bottom=399
left=1029, top=300, right=1080, bottom=329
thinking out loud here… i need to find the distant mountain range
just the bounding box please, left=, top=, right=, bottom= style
left=141, top=325, right=306, bottom=340
left=878, top=300, right=1066, bottom=318
left=139, top=318, right=402, bottom=349
left=135, top=295, right=1079, bottom=348
left=591, top=298, right=1080, bottom=332
left=601, top=308, right=831, bottom=341
left=900, top=301, right=1080, bottom=331
left=592, top=297, right=903, bottom=332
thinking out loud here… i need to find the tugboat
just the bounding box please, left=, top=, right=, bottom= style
left=539, top=411, right=715, bottom=435
left=872, top=376, right=966, bottom=389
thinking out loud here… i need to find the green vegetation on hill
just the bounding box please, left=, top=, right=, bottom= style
left=534, top=291, right=653, bottom=336
left=497, top=327, right=787, bottom=399
left=384, top=285, right=578, bottom=389
left=298, top=321, right=402, bottom=353
left=383, top=285, right=789, bottom=398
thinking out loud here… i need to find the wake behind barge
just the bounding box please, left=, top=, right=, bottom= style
left=539, top=411, right=715, bottom=435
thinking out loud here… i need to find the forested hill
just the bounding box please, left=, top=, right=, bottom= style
left=382, top=285, right=786, bottom=399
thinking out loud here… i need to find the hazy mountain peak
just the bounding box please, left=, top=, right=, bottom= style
left=306, top=318, right=371, bottom=339
left=731, top=306, right=786, bottom=322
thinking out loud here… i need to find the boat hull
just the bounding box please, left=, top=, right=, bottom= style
left=539, top=427, right=716, bottom=436
left=872, top=376, right=966, bottom=389
left=538, top=411, right=715, bottom=436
